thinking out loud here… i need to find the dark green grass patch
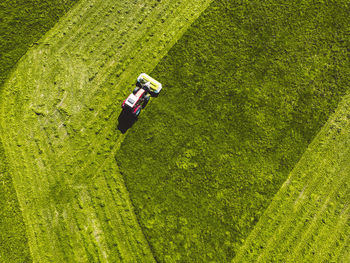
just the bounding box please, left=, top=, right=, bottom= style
left=0, top=0, right=78, bottom=87
left=117, top=0, right=349, bottom=261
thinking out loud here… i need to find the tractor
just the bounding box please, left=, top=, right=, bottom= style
left=121, top=73, right=162, bottom=117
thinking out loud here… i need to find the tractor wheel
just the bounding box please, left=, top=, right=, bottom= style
left=133, top=87, right=140, bottom=94
left=142, top=83, right=151, bottom=93
left=142, top=95, right=151, bottom=108
left=135, top=107, right=141, bottom=117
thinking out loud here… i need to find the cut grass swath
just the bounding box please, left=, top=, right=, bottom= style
left=0, top=0, right=213, bottom=261
left=0, top=0, right=79, bottom=261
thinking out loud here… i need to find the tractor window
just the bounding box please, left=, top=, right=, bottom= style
left=127, top=98, right=135, bottom=104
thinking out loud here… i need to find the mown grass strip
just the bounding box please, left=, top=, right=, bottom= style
left=234, top=93, right=350, bottom=262
left=116, top=0, right=349, bottom=261
left=0, top=1, right=79, bottom=262
left=0, top=0, right=213, bottom=261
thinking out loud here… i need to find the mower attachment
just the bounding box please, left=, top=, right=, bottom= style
left=137, top=73, right=162, bottom=96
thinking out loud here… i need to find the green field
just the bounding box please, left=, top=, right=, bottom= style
left=0, top=144, right=31, bottom=262
left=0, top=0, right=78, bottom=87
left=117, top=0, right=349, bottom=261
left=0, top=0, right=212, bottom=261
left=1, top=0, right=349, bottom=262
left=0, top=0, right=78, bottom=261
left=234, top=93, right=350, bottom=262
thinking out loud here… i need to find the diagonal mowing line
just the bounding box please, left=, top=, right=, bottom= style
left=286, top=158, right=350, bottom=262
left=0, top=0, right=214, bottom=261
left=233, top=93, right=350, bottom=262
left=310, top=204, right=349, bottom=262
left=255, top=176, right=345, bottom=263
left=256, top=151, right=348, bottom=262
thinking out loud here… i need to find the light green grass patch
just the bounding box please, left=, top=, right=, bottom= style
left=0, top=1, right=79, bottom=261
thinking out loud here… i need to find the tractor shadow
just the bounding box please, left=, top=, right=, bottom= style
left=117, top=109, right=138, bottom=134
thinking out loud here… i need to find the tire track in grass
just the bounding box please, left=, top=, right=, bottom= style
left=286, top=167, right=349, bottom=262
left=234, top=93, right=350, bottom=262
left=336, top=231, right=350, bottom=262
left=254, top=156, right=347, bottom=262
left=304, top=204, right=349, bottom=262
left=0, top=0, right=213, bottom=261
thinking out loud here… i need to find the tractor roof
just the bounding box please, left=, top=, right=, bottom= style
left=125, top=89, right=145, bottom=108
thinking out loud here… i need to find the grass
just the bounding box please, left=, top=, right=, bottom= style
left=1, top=0, right=349, bottom=261
left=116, top=0, right=349, bottom=261
left=0, top=0, right=78, bottom=87
left=0, top=143, right=31, bottom=262
left=0, top=1, right=79, bottom=262
left=0, top=0, right=213, bottom=261
left=234, top=93, right=350, bottom=262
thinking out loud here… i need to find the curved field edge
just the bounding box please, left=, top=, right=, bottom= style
left=234, top=92, right=350, bottom=262
left=0, top=0, right=213, bottom=261
left=0, top=1, right=79, bottom=261
left=116, top=0, right=349, bottom=261
left=0, top=0, right=79, bottom=87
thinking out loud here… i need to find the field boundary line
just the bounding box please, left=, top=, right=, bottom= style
left=233, top=91, right=350, bottom=262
